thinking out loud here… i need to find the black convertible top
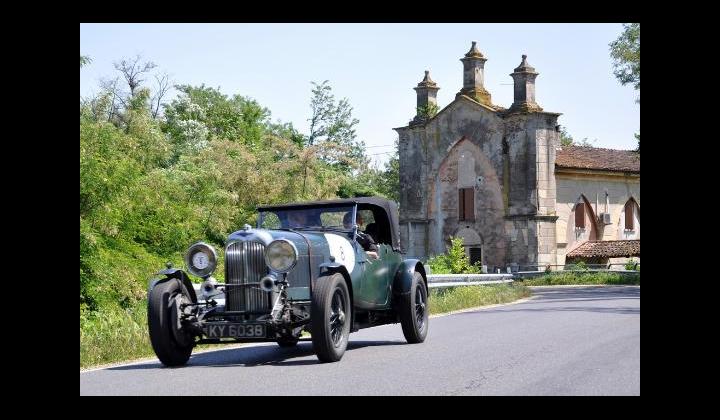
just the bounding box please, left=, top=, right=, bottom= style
left=257, top=197, right=402, bottom=252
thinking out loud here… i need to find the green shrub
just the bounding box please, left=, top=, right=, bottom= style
left=426, top=237, right=483, bottom=274
left=625, top=258, right=639, bottom=271
left=565, top=260, right=589, bottom=271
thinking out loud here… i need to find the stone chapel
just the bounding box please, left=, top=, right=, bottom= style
left=394, top=42, right=640, bottom=271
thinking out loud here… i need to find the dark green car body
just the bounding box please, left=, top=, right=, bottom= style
left=148, top=197, right=429, bottom=365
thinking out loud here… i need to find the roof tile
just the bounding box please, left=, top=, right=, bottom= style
left=566, top=240, right=640, bottom=258
left=556, top=145, right=639, bottom=173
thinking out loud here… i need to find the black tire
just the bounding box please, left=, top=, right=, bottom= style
left=148, top=279, right=194, bottom=366
left=399, top=272, right=429, bottom=344
left=311, top=273, right=351, bottom=362
left=277, top=336, right=299, bottom=348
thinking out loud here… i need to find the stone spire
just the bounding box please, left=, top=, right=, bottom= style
left=509, top=54, right=543, bottom=113
left=456, top=41, right=492, bottom=106
left=411, top=70, right=440, bottom=125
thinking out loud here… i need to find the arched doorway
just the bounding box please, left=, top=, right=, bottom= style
left=455, top=227, right=483, bottom=265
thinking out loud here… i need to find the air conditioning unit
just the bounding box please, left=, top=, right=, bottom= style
left=600, top=213, right=612, bottom=225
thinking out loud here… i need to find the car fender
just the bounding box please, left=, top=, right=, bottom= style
left=148, top=268, right=198, bottom=303
left=392, top=259, right=428, bottom=297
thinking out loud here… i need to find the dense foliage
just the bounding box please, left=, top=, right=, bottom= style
left=80, top=56, right=399, bottom=322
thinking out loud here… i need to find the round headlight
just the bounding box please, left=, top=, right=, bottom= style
left=185, top=242, right=217, bottom=278
left=265, top=239, right=298, bottom=273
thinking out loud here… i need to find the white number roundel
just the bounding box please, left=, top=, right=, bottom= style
left=324, top=233, right=355, bottom=273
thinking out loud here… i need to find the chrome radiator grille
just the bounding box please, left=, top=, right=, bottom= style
left=225, top=241, right=271, bottom=313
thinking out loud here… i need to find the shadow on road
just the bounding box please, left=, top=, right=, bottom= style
left=107, top=340, right=405, bottom=371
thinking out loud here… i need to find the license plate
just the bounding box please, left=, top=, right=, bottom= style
left=202, top=323, right=266, bottom=338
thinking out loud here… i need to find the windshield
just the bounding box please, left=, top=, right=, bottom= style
left=259, top=206, right=355, bottom=231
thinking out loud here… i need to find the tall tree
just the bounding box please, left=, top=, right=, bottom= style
left=609, top=23, right=640, bottom=153
left=114, top=55, right=157, bottom=98
left=306, top=81, right=365, bottom=171
left=609, top=23, right=640, bottom=101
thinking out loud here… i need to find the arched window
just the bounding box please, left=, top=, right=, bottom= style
left=621, top=198, right=640, bottom=239
left=566, top=195, right=598, bottom=251
left=624, top=199, right=637, bottom=230
left=575, top=201, right=586, bottom=229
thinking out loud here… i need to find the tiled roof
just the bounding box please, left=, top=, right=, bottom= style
left=566, top=240, right=640, bottom=258
left=556, top=145, right=640, bottom=173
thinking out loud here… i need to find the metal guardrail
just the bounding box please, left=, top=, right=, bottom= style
left=193, top=273, right=514, bottom=299
left=425, top=274, right=513, bottom=288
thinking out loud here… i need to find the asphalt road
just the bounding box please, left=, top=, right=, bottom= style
left=80, top=286, right=640, bottom=395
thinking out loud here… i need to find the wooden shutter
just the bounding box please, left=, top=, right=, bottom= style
left=625, top=201, right=634, bottom=230
left=459, top=189, right=465, bottom=220
left=464, top=188, right=475, bottom=221
left=575, top=202, right=585, bottom=228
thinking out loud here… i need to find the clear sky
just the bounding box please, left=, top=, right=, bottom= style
left=80, top=23, right=639, bottom=167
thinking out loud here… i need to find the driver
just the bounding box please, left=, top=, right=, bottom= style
left=343, top=212, right=379, bottom=259
left=287, top=211, right=309, bottom=228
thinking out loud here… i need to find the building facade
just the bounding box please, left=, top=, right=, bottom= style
left=395, top=42, right=639, bottom=271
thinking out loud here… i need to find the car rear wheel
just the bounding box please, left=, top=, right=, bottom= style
left=311, top=273, right=351, bottom=362
left=148, top=279, right=195, bottom=366
left=399, top=272, right=428, bottom=344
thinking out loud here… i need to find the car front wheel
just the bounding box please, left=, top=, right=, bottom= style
left=311, top=273, right=351, bottom=362
left=148, top=279, right=195, bottom=366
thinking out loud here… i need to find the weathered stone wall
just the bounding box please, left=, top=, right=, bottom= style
left=397, top=96, right=562, bottom=271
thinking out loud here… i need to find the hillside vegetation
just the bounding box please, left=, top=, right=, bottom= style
left=80, top=56, right=398, bottom=366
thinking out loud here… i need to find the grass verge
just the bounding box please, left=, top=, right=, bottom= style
left=429, top=283, right=531, bottom=314
left=517, top=271, right=640, bottom=286
left=81, top=283, right=531, bottom=369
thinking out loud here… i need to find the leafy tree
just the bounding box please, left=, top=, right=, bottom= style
left=380, top=149, right=399, bottom=202
left=558, top=126, right=596, bottom=147
left=80, top=55, right=92, bottom=67
left=559, top=126, right=574, bottom=147
left=267, top=120, right=305, bottom=147
left=307, top=81, right=366, bottom=172
left=91, top=55, right=172, bottom=125
left=609, top=23, right=640, bottom=102
left=164, top=84, right=270, bottom=148
left=609, top=23, right=640, bottom=153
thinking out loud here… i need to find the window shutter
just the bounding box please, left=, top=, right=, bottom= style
left=625, top=201, right=634, bottom=230
left=575, top=203, right=585, bottom=228
left=459, top=189, right=465, bottom=220
left=464, top=188, right=475, bottom=221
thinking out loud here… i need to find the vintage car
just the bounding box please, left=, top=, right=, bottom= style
left=147, top=197, right=429, bottom=366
